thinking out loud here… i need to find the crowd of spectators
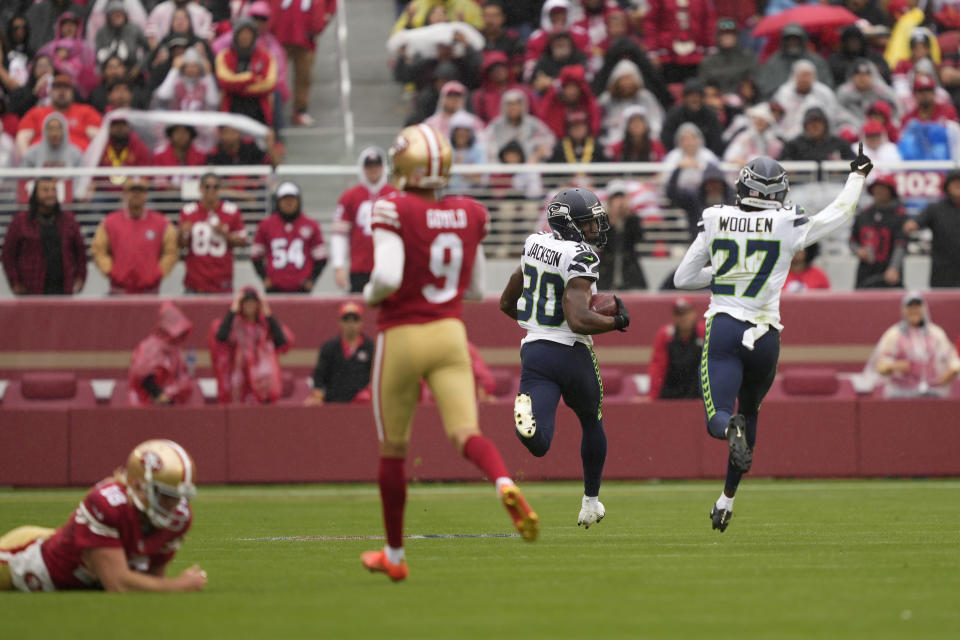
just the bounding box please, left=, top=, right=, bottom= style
left=0, top=0, right=338, bottom=173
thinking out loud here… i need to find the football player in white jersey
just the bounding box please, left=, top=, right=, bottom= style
left=500, top=188, right=630, bottom=528
left=674, top=145, right=873, bottom=531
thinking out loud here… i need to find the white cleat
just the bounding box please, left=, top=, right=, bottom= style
left=577, top=497, right=605, bottom=529
left=514, top=393, right=536, bottom=438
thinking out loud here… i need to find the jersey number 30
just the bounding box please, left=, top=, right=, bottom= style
left=516, top=264, right=565, bottom=326
left=711, top=239, right=780, bottom=298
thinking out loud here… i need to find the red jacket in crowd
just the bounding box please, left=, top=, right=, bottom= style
left=536, top=65, right=602, bottom=138
left=2, top=208, right=87, bottom=295
left=93, top=209, right=176, bottom=294
left=268, top=0, right=336, bottom=50
left=128, top=302, right=194, bottom=406
left=215, top=44, right=278, bottom=125
left=472, top=50, right=537, bottom=123
left=644, top=0, right=715, bottom=67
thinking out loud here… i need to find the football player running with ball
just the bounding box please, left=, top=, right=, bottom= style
left=361, top=124, right=539, bottom=582
left=674, top=145, right=873, bottom=532
left=0, top=439, right=206, bottom=592
left=499, top=188, right=630, bottom=529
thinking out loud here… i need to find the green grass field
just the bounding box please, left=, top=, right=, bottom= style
left=1, top=480, right=958, bottom=639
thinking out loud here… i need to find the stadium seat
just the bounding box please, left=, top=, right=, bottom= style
left=600, top=368, right=624, bottom=396
left=21, top=372, right=77, bottom=400
left=491, top=370, right=518, bottom=402
left=3, top=374, right=96, bottom=407
left=0, top=379, right=7, bottom=404
left=781, top=368, right=840, bottom=396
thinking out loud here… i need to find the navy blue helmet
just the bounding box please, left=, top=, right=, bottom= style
left=546, top=188, right=610, bottom=249
left=736, top=157, right=789, bottom=211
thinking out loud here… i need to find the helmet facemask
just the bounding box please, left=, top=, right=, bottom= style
left=129, top=463, right=196, bottom=530
left=547, top=193, right=610, bottom=249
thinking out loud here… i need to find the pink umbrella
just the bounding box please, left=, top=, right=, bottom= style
left=752, top=6, right=859, bottom=38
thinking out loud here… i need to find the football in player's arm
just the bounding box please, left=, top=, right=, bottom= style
left=499, top=188, right=629, bottom=529
left=0, top=440, right=207, bottom=593
left=673, top=144, right=872, bottom=532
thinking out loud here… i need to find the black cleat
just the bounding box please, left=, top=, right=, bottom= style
left=725, top=415, right=752, bottom=473
left=710, top=505, right=732, bottom=532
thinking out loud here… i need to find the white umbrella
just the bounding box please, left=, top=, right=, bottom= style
left=386, top=22, right=484, bottom=59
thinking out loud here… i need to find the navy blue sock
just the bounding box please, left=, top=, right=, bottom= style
left=580, top=422, right=607, bottom=497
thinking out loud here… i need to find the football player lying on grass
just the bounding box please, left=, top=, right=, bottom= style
left=0, top=439, right=207, bottom=592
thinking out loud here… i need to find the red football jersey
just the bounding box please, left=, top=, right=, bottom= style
left=251, top=213, right=327, bottom=291
left=371, top=191, right=488, bottom=331
left=333, top=183, right=396, bottom=274
left=39, top=480, right=191, bottom=590
left=180, top=200, right=247, bottom=293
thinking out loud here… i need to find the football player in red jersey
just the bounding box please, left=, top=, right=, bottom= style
left=251, top=181, right=328, bottom=293
left=179, top=172, right=249, bottom=293
left=331, top=147, right=396, bottom=293
left=360, top=124, right=539, bottom=583
left=0, top=439, right=207, bottom=593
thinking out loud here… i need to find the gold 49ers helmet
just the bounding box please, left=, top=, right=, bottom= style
left=123, top=439, right=197, bottom=530
left=388, top=124, right=453, bottom=190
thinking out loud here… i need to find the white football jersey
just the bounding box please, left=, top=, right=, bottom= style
left=516, top=231, right=599, bottom=346
left=674, top=173, right=866, bottom=330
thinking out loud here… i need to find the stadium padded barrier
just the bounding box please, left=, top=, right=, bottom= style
left=1, top=291, right=958, bottom=379
left=2, top=400, right=960, bottom=487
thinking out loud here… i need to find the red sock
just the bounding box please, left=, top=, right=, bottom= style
left=462, top=435, right=510, bottom=482
left=378, top=456, right=406, bottom=549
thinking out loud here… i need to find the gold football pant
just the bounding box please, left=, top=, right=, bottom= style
left=372, top=318, right=477, bottom=446
left=0, top=526, right=55, bottom=590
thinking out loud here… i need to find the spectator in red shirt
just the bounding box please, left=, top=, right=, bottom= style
left=524, top=0, right=590, bottom=74
left=648, top=298, right=705, bottom=400
left=128, top=301, right=195, bottom=406
left=783, top=243, right=831, bottom=292
left=98, top=115, right=153, bottom=173
left=332, top=147, right=396, bottom=293
left=215, top=16, right=277, bottom=126
left=178, top=172, right=249, bottom=293
left=209, top=287, right=293, bottom=404
left=471, top=50, right=535, bottom=124
left=154, top=124, right=206, bottom=171
left=536, top=64, right=601, bottom=139
left=2, top=176, right=86, bottom=295
left=91, top=177, right=179, bottom=295
left=269, top=0, right=335, bottom=126
left=644, top=0, right=715, bottom=84
left=15, top=73, right=102, bottom=156
left=251, top=181, right=327, bottom=293
left=901, top=74, right=959, bottom=126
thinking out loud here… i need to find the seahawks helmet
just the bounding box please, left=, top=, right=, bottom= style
left=546, top=188, right=610, bottom=248
left=736, top=157, right=789, bottom=211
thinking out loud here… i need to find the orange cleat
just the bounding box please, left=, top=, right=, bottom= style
left=361, top=550, right=409, bottom=582
left=500, top=484, right=539, bottom=542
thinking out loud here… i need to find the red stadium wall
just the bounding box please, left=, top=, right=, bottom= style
left=2, top=291, right=959, bottom=485
left=2, top=400, right=960, bottom=487
left=1, top=291, right=959, bottom=378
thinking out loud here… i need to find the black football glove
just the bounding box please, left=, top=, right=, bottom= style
left=850, top=142, right=873, bottom=177
left=613, top=295, right=630, bottom=332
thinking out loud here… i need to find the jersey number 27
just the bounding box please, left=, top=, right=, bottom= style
left=711, top=239, right=781, bottom=297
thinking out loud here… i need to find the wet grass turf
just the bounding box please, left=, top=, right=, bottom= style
left=1, top=480, right=958, bottom=639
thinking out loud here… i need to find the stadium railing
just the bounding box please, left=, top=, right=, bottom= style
left=0, top=160, right=955, bottom=262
